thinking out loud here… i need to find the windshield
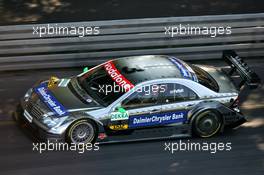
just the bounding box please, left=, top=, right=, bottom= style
left=190, top=65, right=219, bottom=92
left=78, top=65, right=126, bottom=106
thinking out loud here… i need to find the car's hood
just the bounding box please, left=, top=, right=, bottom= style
left=34, top=80, right=101, bottom=114
left=196, top=65, right=238, bottom=93
left=49, top=85, right=100, bottom=111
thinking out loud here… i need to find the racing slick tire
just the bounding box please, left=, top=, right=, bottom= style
left=192, top=110, right=222, bottom=138
left=66, top=119, right=98, bottom=144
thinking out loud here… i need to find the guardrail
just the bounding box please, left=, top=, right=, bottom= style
left=0, top=13, right=264, bottom=71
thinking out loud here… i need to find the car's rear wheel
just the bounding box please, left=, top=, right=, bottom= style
left=66, top=119, right=97, bottom=144
left=193, top=110, right=222, bottom=138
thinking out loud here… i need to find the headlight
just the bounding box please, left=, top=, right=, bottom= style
left=24, top=88, right=33, bottom=101
left=42, top=116, right=57, bottom=128
left=42, top=116, right=68, bottom=128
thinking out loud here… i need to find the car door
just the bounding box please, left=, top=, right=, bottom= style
left=159, top=83, right=200, bottom=125
left=108, top=83, right=164, bottom=130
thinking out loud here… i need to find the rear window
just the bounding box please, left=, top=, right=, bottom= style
left=190, top=65, right=219, bottom=92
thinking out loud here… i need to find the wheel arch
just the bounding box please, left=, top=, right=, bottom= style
left=66, top=116, right=105, bottom=134
left=188, top=101, right=227, bottom=132
left=65, top=116, right=105, bottom=143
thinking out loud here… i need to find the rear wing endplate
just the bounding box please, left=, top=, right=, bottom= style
left=222, top=50, right=261, bottom=89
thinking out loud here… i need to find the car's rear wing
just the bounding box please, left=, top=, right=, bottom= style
left=222, top=50, right=261, bottom=89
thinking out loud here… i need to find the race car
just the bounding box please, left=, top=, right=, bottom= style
left=14, top=50, right=260, bottom=144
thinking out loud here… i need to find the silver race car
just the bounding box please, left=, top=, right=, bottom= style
left=14, top=50, right=260, bottom=144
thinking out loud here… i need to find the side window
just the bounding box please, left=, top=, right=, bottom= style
left=161, top=83, right=198, bottom=103
left=121, top=84, right=163, bottom=109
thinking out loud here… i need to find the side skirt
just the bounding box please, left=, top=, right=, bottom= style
left=97, top=124, right=192, bottom=144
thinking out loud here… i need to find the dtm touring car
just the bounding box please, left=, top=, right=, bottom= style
left=14, top=50, right=260, bottom=144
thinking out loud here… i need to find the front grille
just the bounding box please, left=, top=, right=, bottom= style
left=26, top=95, right=49, bottom=120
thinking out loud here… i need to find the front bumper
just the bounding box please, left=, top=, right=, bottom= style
left=13, top=103, right=65, bottom=142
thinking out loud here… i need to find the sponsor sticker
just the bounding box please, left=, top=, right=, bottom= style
left=110, top=111, right=129, bottom=121
left=103, top=61, right=134, bottom=92
left=168, top=57, right=198, bottom=82
left=98, top=133, right=107, bottom=140
left=34, top=83, right=69, bottom=117
left=129, top=111, right=187, bottom=128
left=169, top=88, right=184, bottom=94
left=109, top=124, right=129, bottom=130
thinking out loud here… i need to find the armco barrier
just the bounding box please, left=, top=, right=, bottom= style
left=0, top=13, right=264, bottom=71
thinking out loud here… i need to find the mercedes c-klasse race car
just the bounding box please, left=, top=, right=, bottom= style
left=14, top=50, right=260, bottom=144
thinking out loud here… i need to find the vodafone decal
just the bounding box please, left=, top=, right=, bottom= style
left=104, top=61, right=134, bottom=92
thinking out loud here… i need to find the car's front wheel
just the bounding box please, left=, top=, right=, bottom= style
left=193, top=110, right=222, bottom=138
left=66, top=119, right=97, bottom=144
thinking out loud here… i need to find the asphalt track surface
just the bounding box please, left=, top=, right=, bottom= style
left=0, top=60, right=263, bottom=175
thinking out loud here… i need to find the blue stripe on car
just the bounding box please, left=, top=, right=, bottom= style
left=168, top=57, right=197, bottom=82
left=34, top=83, right=69, bottom=117
left=129, top=111, right=187, bottom=128
left=190, top=71, right=198, bottom=82
left=169, top=57, right=189, bottom=78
